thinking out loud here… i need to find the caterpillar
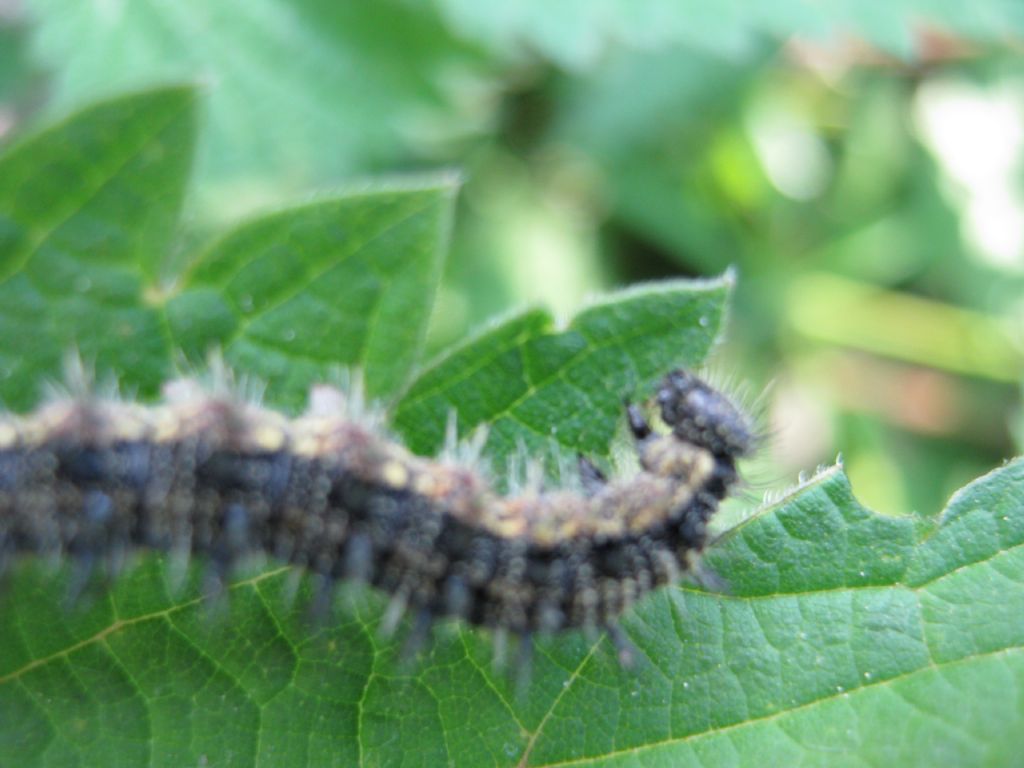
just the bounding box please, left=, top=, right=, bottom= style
left=0, top=367, right=753, bottom=660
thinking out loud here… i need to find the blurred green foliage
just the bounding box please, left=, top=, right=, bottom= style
left=1, top=0, right=1022, bottom=518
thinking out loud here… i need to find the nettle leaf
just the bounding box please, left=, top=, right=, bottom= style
left=167, top=177, right=456, bottom=408
left=0, top=86, right=196, bottom=408
left=394, top=278, right=729, bottom=474
left=0, top=87, right=456, bottom=411
left=2, top=88, right=1022, bottom=767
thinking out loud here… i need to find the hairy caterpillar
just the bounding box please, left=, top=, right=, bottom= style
left=0, top=368, right=753, bottom=660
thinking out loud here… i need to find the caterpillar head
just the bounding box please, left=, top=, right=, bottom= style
left=657, top=370, right=754, bottom=459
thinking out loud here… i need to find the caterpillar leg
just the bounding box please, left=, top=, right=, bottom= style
left=625, top=402, right=651, bottom=441
left=577, top=455, right=607, bottom=495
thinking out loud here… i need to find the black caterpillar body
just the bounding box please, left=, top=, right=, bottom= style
left=0, top=370, right=753, bottom=642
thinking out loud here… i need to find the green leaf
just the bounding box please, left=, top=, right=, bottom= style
left=168, top=178, right=457, bottom=406
left=0, top=86, right=196, bottom=408
left=394, top=277, right=730, bottom=471
left=0, top=88, right=456, bottom=411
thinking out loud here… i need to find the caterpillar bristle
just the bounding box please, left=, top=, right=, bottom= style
left=63, top=552, right=99, bottom=612
left=505, top=440, right=527, bottom=494
left=202, top=566, right=231, bottom=622
left=308, top=369, right=387, bottom=435
left=307, top=573, right=337, bottom=626
left=690, top=559, right=729, bottom=594
left=379, top=583, right=410, bottom=639
left=442, top=573, right=471, bottom=618
left=605, top=622, right=637, bottom=669
left=652, top=546, right=679, bottom=584
left=524, top=457, right=545, bottom=496
left=461, top=425, right=490, bottom=468
left=342, top=532, right=373, bottom=583
left=537, top=601, right=563, bottom=633
left=514, top=632, right=534, bottom=698
left=491, top=627, right=509, bottom=673
left=165, top=547, right=193, bottom=599
left=279, top=566, right=304, bottom=610
left=103, top=539, right=129, bottom=584
left=44, top=349, right=113, bottom=405
left=439, top=411, right=490, bottom=471
left=399, top=608, right=434, bottom=661
left=690, top=362, right=773, bottom=449
left=59, top=490, right=111, bottom=607
left=442, top=409, right=460, bottom=462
